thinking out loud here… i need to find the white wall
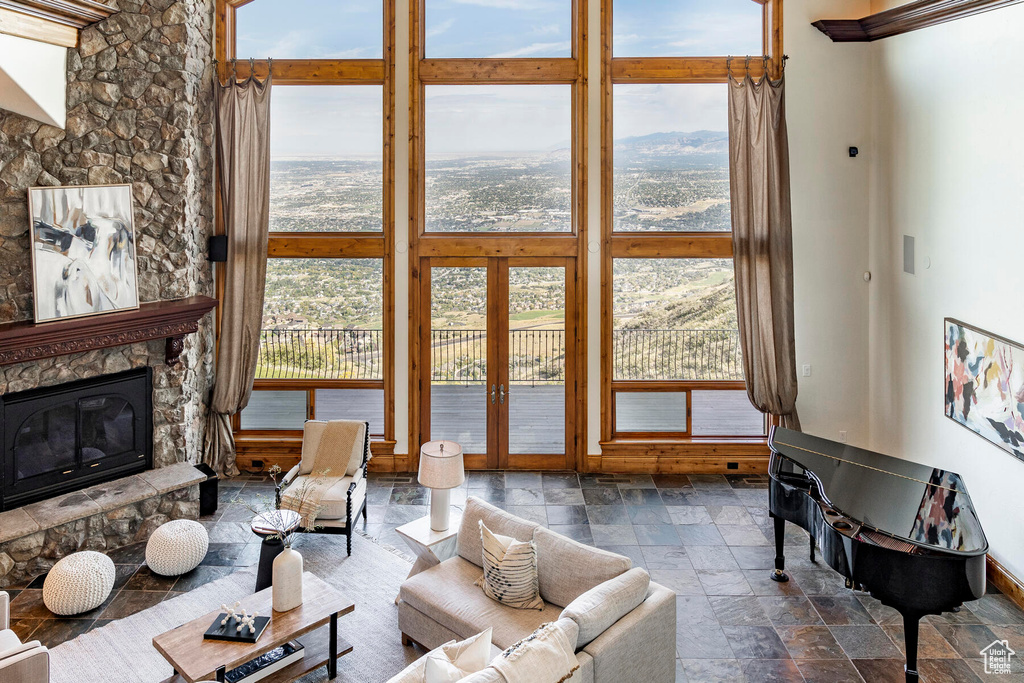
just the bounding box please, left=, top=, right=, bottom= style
left=786, top=0, right=874, bottom=445
left=866, top=4, right=1024, bottom=579
left=0, top=33, right=67, bottom=128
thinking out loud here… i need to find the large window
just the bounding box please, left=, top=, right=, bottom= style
left=220, top=0, right=394, bottom=451
left=601, top=0, right=779, bottom=443
left=425, top=85, right=572, bottom=233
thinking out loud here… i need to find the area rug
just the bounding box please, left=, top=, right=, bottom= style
left=49, top=532, right=421, bottom=683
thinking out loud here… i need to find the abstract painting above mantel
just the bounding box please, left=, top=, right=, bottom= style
left=945, top=318, right=1024, bottom=462
left=28, top=184, right=139, bottom=323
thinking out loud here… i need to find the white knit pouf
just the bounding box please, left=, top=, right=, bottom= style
left=146, top=519, right=209, bottom=576
left=43, top=551, right=116, bottom=616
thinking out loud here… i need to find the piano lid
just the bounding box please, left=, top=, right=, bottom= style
left=769, top=428, right=988, bottom=556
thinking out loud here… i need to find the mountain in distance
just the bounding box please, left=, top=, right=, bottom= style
left=614, top=130, right=728, bottom=157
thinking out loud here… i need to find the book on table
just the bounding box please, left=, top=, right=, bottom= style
left=224, top=641, right=305, bottom=683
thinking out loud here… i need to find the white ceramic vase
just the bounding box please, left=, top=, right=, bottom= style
left=272, top=547, right=303, bottom=612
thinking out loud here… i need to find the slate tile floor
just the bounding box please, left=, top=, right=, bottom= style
left=7, top=470, right=1024, bottom=682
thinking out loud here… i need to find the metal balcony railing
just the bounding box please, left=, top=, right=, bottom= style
left=255, top=328, right=742, bottom=382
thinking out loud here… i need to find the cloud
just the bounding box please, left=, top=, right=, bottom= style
left=427, top=18, right=457, bottom=39
left=489, top=41, right=571, bottom=58
left=531, top=23, right=561, bottom=36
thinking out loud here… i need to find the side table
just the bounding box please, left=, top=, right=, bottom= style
left=394, top=513, right=462, bottom=603
left=251, top=509, right=302, bottom=592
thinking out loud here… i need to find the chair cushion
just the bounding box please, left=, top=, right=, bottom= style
left=400, top=556, right=562, bottom=649
left=560, top=567, right=650, bottom=648
left=458, top=498, right=539, bottom=569
left=477, top=522, right=544, bottom=611
left=0, top=628, right=21, bottom=654
left=299, top=420, right=367, bottom=477
left=43, top=550, right=117, bottom=615
left=280, top=474, right=365, bottom=521
left=533, top=527, right=631, bottom=608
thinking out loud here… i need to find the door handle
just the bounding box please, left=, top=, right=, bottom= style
left=491, top=384, right=496, bottom=404
left=499, top=384, right=507, bottom=404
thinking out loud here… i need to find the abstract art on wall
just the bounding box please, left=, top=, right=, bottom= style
left=945, top=318, right=1024, bottom=462
left=28, top=184, right=139, bottom=323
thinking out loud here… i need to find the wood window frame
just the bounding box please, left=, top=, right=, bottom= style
left=215, top=0, right=397, bottom=466
left=407, top=0, right=589, bottom=472
left=599, top=0, right=783, bottom=455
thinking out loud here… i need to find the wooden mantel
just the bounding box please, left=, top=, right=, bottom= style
left=0, top=296, right=217, bottom=367
left=0, top=0, right=115, bottom=48
left=813, top=0, right=1024, bottom=42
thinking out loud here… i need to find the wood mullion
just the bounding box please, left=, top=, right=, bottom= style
left=226, top=59, right=385, bottom=85
left=599, top=0, right=614, bottom=445
left=419, top=59, right=578, bottom=84
left=417, top=237, right=578, bottom=258
left=610, top=235, right=734, bottom=259
left=267, top=236, right=386, bottom=258
left=612, top=57, right=768, bottom=84
left=612, top=380, right=746, bottom=391
left=383, top=0, right=396, bottom=446
left=489, top=260, right=504, bottom=469
left=564, top=257, right=578, bottom=470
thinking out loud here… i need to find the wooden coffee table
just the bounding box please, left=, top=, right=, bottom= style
left=153, top=573, right=354, bottom=683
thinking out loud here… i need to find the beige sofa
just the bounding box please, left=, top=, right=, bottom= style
left=397, top=498, right=677, bottom=683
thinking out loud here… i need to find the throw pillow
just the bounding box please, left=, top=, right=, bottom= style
left=475, top=520, right=545, bottom=611
left=491, top=619, right=580, bottom=683
left=423, top=628, right=493, bottom=683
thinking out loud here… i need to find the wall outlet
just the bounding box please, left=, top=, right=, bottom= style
left=838, top=431, right=848, bottom=443
left=802, top=364, right=812, bottom=377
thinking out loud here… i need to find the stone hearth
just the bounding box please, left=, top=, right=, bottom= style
left=0, top=462, right=205, bottom=587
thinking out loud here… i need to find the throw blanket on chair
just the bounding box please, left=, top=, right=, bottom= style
left=281, top=420, right=362, bottom=527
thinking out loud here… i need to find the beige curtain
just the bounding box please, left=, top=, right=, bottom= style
left=728, top=73, right=800, bottom=430
left=204, top=71, right=272, bottom=477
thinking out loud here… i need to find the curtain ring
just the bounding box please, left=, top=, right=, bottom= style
left=727, top=55, right=733, bottom=77
left=744, top=56, right=750, bottom=75
left=248, top=57, right=255, bottom=79
left=230, top=58, right=237, bottom=79
left=763, top=55, right=769, bottom=74
left=267, top=57, right=274, bottom=76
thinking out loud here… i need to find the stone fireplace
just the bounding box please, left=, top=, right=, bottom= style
left=0, top=0, right=219, bottom=586
left=1, top=368, right=153, bottom=511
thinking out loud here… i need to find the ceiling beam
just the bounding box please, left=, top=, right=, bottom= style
left=813, top=0, right=1024, bottom=42
left=0, top=0, right=114, bottom=47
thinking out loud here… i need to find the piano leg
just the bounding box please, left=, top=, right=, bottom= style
left=809, top=533, right=816, bottom=563
left=901, top=612, right=922, bottom=683
left=770, top=515, right=789, bottom=582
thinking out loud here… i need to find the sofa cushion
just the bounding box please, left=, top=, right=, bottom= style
left=477, top=522, right=544, bottom=611
left=560, top=567, right=650, bottom=648
left=424, top=628, right=493, bottom=683
left=400, top=556, right=562, bottom=649
left=0, top=628, right=21, bottom=655
left=533, top=527, right=631, bottom=608
left=458, top=498, right=539, bottom=569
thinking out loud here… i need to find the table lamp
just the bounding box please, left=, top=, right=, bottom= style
left=418, top=440, right=465, bottom=532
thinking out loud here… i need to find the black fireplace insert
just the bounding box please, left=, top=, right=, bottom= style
left=1, top=368, right=152, bottom=511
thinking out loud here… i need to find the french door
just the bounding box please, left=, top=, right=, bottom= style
left=420, top=257, right=576, bottom=470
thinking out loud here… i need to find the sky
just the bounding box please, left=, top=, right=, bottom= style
left=240, top=0, right=760, bottom=157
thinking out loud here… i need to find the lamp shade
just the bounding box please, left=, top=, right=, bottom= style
left=418, top=440, right=465, bottom=489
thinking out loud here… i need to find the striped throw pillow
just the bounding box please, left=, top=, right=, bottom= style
left=475, top=520, right=545, bottom=611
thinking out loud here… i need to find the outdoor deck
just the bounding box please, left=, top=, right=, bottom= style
left=241, top=384, right=764, bottom=454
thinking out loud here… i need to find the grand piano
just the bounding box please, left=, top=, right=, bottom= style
left=768, top=427, right=988, bottom=683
